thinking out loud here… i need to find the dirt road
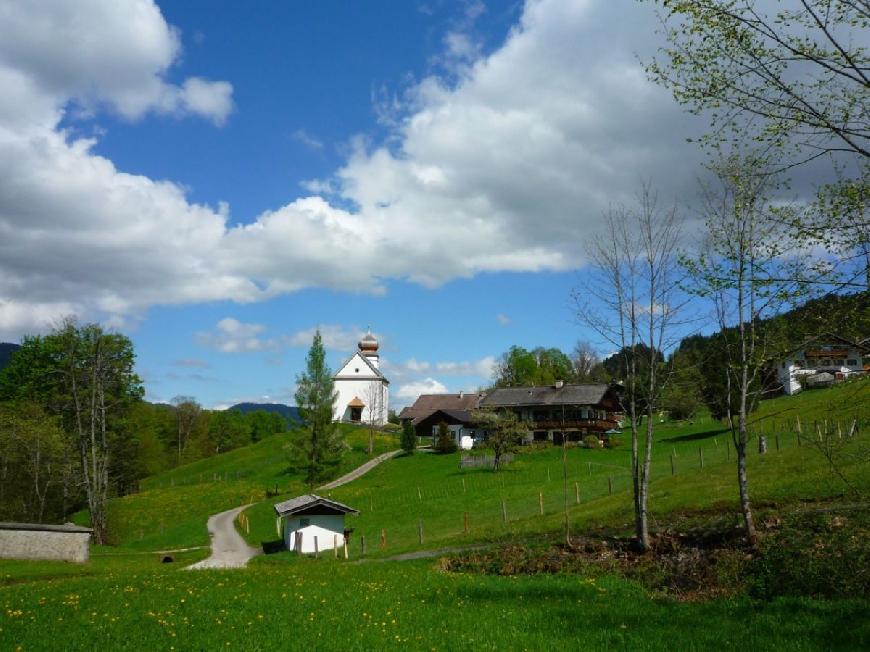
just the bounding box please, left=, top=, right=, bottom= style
left=187, top=506, right=261, bottom=570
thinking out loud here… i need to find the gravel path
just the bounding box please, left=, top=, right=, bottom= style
left=187, top=506, right=261, bottom=570
left=318, top=449, right=400, bottom=490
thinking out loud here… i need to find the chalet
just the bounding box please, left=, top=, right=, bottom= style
left=479, top=382, right=622, bottom=443
left=274, top=494, right=358, bottom=555
left=774, top=334, right=869, bottom=395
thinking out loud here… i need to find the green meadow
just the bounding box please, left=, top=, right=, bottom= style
left=3, top=380, right=869, bottom=650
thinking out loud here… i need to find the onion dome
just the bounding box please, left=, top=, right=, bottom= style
left=359, top=329, right=379, bottom=353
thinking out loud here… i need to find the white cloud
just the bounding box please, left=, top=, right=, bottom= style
left=396, top=378, right=449, bottom=400
left=435, top=356, right=496, bottom=378
left=286, top=325, right=369, bottom=351
left=291, top=129, right=324, bottom=151
left=173, top=358, right=211, bottom=368
left=195, top=318, right=278, bottom=353
left=0, top=0, right=747, bottom=340
left=496, top=313, right=511, bottom=326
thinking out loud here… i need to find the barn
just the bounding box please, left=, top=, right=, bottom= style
left=274, top=494, right=358, bottom=554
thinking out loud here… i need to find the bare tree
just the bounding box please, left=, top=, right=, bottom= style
left=572, top=341, right=604, bottom=382
left=172, top=396, right=201, bottom=466
left=574, top=184, right=684, bottom=551
left=363, top=381, right=385, bottom=455
left=684, top=153, right=820, bottom=545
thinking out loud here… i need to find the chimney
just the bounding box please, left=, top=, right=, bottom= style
left=554, top=380, right=564, bottom=389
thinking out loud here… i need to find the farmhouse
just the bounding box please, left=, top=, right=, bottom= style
left=400, top=383, right=622, bottom=445
left=332, top=329, right=390, bottom=426
left=398, top=391, right=485, bottom=438
left=774, top=334, right=869, bottom=395
left=480, top=382, right=622, bottom=443
left=274, top=494, right=358, bottom=555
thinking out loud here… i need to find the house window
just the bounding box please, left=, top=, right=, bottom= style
left=847, top=359, right=857, bottom=366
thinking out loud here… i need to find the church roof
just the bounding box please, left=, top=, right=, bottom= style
left=333, top=350, right=389, bottom=384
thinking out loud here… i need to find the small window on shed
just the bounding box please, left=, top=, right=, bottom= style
left=355, top=368, right=359, bottom=373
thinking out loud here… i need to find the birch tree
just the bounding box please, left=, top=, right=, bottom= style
left=574, top=185, right=684, bottom=551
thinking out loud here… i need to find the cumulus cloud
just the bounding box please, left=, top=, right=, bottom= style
left=496, top=313, right=511, bottom=326
left=396, top=378, right=449, bottom=400
left=195, top=318, right=279, bottom=353
left=0, top=0, right=722, bottom=339
left=435, top=356, right=496, bottom=378
left=286, top=325, right=373, bottom=351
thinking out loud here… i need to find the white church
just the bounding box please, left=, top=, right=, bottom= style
left=332, top=329, right=390, bottom=426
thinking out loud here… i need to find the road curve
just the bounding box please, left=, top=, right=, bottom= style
left=187, top=506, right=261, bottom=570
left=318, top=449, right=400, bottom=490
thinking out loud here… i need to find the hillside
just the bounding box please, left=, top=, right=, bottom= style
left=0, top=342, right=19, bottom=372
left=229, top=401, right=300, bottom=423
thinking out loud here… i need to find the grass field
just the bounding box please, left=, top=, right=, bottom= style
left=3, top=380, right=868, bottom=650
left=1, top=556, right=867, bottom=650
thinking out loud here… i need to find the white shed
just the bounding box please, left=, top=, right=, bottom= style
left=273, top=494, right=359, bottom=555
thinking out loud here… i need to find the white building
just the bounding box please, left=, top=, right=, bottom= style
left=274, top=494, right=359, bottom=555
left=332, top=329, right=390, bottom=425
left=775, top=334, right=868, bottom=395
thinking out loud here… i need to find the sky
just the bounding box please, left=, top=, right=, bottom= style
left=0, top=0, right=849, bottom=409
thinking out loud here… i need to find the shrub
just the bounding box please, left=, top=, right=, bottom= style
left=434, top=422, right=457, bottom=454
left=400, top=420, right=416, bottom=455
left=582, top=434, right=600, bottom=449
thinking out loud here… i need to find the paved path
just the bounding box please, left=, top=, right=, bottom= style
left=187, top=506, right=261, bottom=570
left=318, top=449, right=400, bottom=490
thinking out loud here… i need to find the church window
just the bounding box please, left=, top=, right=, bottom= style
left=355, top=368, right=359, bottom=373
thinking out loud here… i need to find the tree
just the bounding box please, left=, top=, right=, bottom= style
left=645, top=0, right=870, bottom=286
left=434, top=422, right=457, bottom=454
left=571, top=341, right=608, bottom=383
left=472, top=409, right=527, bottom=471
left=400, top=419, right=416, bottom=455
left=208, top=410, right=252, bottom=454
left=574, top=185, right=684, bottom=551
left=363, top=380, right=386, bottom=455
left=171, top=396, right=202, bottom=465
left=494, top=346, right=574, bottom=387
left=682, top=153, right=818, bottom=545
left=646, top=1, right=869, bottom=162
left=292, top=330, right=345, bottom=488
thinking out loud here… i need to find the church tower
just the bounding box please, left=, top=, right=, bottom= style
left=331, top=328, right=390, bottom=425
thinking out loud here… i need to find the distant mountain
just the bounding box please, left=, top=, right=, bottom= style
left=0, top=342, right=20, bottom=373
left=228, top=402, right=300, bottom=424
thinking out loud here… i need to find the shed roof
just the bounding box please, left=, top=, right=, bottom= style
left=347, top=396, right=365, bottom=408
left=398, top=393, right=485, bottom=424
left=480, top=384, right=611, bottom=408
left=273, top=494, right=359, bottom=517
left=0, top=522, right=93, bottom=534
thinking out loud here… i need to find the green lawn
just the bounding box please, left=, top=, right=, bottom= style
left=0, top=556, right=866, bottom=650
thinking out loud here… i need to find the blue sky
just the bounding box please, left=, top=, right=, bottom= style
left=7, top=1, right=848, bottom=409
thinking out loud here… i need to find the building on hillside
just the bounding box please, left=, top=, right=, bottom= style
left=332, top=329, right=389, bottom=425
left=400, top=383, right=622, bottom=446
left=773, top=334, right=869, bottom=395
left=480, top=382, right=622, bottom=443
left=274, top=494, right=358, bottom=555
left=398, top=391, right=485, bottom=437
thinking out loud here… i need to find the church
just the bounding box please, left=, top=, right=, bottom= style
left=332, top=329, right=390, bottom=426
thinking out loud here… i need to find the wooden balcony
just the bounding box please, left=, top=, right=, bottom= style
left=525, top=419, right=619, bottom=432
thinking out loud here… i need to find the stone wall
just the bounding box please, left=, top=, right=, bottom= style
left=0, top=522, right=92, bottom=563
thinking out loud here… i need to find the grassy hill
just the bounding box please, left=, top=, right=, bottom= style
left=84, top=423, right=398, bottom=550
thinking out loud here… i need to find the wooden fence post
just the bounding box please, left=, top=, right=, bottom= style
left=417, top=486, right=422, bottom=501
left=314, top=536, right=319, bottom=558
left=462, top=478, right=466, bottom=493
left=502, top=501, right=507, bottom=523
left=575, top=482, right=580, bottom=505
left=538, top=492, right=544, bottom=515
left=334, top=534, right=338, bottom=558
left=343, top=540, right=348, bottom=560
left=464, top=511, right=469, bottom=534
left=379, top=529, right=386, bottom=549
left=547, top=467, right=551, bottom=482
left=699, top=447, right=704, bottom=469
left=670, top=454, right=675, bottom=476
left=418, top=520, right=424, bottom=545
left=608, top=477, right=613, bottom=495
left=361, top=535, right=366, bottom=556
left=775, top=433, right=780, bottom=451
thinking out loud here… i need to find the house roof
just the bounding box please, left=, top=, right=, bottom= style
left=480, top=384, right=611, bottom=408
left=415, top=408, right=475, bottom=427
left=398, top=393, right=485, bottom=424
left=333, top=351, right=389, bottom=384
left=273, top=494, right=359, bottom=517
left=0, top=521, right=93, bottom=533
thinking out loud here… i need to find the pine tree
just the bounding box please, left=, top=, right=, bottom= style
left=292, top=330, right=344, bottom=487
